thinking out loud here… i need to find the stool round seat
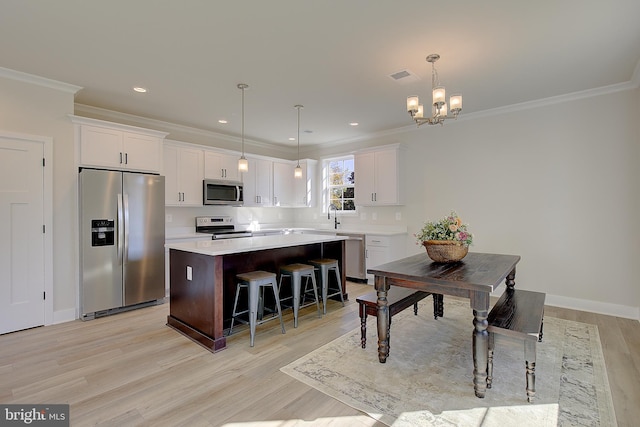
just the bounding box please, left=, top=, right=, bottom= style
left=279, top=263, right=321, bottom=328
left=229, top=270, right=285, bottom=347
left=308, top=258, right=345, bottom=314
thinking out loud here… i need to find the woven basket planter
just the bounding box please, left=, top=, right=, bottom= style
left=423, top=240, right=468, bottom=263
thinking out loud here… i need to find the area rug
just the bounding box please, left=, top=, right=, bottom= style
left=280, top=297, right=617, bottom=426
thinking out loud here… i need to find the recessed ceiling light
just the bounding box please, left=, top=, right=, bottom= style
left=133, top=87, right=147, bottom=93
left=218, top=119, right=228, bottom=124
left=349, top=122, right=359, bottom=126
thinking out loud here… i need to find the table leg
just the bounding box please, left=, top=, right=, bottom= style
left=471, top=290, right=490, bottom=398
left=375, top=276, right=390, bottom=363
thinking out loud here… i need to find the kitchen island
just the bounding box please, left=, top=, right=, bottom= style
left=165, top=234, right=347, bottom=352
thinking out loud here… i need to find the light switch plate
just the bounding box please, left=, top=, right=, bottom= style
left=186, top=266, right=192, bottom=281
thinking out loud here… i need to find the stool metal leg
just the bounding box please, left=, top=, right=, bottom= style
left=319, top=265, right=329, bottom=314
left=248, top=282, right=259, bottom=347
left=228, top=283, right=243, bottom=336
left=309, top=272, right=321, bottom=318
left=331, top=266, right=345, bottom=306
left=291, top=272, right=301, bottom=328
left=271, top=280, right=286, bottom=334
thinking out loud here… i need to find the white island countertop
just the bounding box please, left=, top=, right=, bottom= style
left=165, top=233, right=348, bottom=257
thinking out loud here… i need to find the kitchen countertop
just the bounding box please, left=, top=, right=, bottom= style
left=165, top=233, right=348, bottom=256
left=165, top=226, right=407, bottom=241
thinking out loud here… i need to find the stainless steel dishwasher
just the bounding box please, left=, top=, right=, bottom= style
left=337, top=233, right=367, bottom=282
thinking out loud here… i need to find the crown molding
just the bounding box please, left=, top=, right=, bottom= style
left=0, top=67, right=82, bottom=94
left=76, top=72, right=640, bottom=155
left=73, top=103, right=295, bottom=158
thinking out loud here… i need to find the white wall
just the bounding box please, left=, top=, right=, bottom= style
left=305, top=88, right=640, bottom=318
left=0, top=73, right=78, bottom=320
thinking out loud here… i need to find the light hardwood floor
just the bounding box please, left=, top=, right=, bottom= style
left=1, top=282, right=638, bottom=426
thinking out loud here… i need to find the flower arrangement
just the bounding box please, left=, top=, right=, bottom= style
left=415, top=211, right=473, bottom=246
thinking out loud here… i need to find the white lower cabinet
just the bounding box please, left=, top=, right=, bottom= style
left=365, top=234, right=406, bottom=281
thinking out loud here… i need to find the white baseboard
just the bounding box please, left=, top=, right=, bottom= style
left=545, top=294, right=639, bottom=321
left=52, top=308, right=76, bottom=325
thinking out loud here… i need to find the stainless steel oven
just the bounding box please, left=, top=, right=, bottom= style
left=195, top=216, right=252, bottom=239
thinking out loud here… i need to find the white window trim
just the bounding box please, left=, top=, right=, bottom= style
left=322, top=155, right=357, bottom=215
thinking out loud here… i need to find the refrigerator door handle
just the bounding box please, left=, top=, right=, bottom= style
left=123, top=193, right=130, bottom=265
left=117, top=193, right=124, bottom=265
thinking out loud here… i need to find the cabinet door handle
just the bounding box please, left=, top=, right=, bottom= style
left=125, top=153, right=128, bottom=165
left=371, top=193, right=374, bottom=202
left=120, top=152, right=123, bottom=164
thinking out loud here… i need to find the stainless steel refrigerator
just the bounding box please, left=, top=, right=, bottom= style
left=79, top=168, right=165, bottom=319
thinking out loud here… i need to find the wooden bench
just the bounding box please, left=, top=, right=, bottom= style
left=487, top=288, right=546, bottom=402
left=356, top=288, right=443, bottom=348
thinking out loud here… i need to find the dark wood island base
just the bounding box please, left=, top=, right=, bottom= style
left=167, top=239, right=345, bottom=353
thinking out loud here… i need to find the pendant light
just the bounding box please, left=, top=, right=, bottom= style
left=237, top=83, right=249, bottom=172
left=294, top=104, right=303, bottom=178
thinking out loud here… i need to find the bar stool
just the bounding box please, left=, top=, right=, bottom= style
left=308, top=258, right=345, bottom=314
left=278, top=263, right=321, bottom=327
left=229, top=270, right=285, bottom=347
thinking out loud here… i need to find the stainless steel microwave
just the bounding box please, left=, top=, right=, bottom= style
left=203, top=179, right=243, bottom=206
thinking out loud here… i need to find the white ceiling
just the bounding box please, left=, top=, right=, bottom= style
left=1, top=1, right=639, bottom=148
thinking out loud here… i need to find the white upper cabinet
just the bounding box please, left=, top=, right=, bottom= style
left=293, top=159, right=317, bottom=207
left=271, top=159, right=317, bottom=207
left=72, top=116, right=167, bottom=173
left=242, top=157, right=272, bottom=206
left=163, top=142, right=204, bottom=206
left=354, top=145, right=402, bottom=206
left=204, top=150, right=240, bottom=182
left=272, top=161, right=294, bottom=207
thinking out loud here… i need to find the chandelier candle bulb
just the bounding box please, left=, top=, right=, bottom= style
left=415, top=104, right=424, bottom=118
left=450, top=94, right=462, bottom=113
left=432, top=86, right=446, bottom=106
left=433, top=103, right=447, bottom=118
left=407, top=96, right=419, bottom=113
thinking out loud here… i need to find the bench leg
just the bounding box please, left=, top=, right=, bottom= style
left=360, top=306, right=367, bottom=349
left=413, top=302, right=418, bottom=315
left=525, top=339, right=537, bottom=403
left=539, top=311, right=544, bottom=342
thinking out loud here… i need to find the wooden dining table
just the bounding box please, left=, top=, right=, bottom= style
left=368, top=251, right=521, bottom=398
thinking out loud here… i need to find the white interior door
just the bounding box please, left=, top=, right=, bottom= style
left=0, top=136, right=45, bottom=334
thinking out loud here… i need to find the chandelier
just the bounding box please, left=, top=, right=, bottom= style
left=407, top=54, right=462, bottom=126
left=237, top=83, right=249, bottom=172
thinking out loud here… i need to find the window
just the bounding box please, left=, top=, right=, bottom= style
left=324, top=156, right=355, bottom=212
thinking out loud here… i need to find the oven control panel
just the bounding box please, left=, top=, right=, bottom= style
left=196, top=216, right=233, bottom=227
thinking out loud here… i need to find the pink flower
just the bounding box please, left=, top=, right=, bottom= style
left=449, top=224, right=458, bottom=232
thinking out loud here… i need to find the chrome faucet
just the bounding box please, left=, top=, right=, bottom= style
left=328, top=204, right=340, bottom=229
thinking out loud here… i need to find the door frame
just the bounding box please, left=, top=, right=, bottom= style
left=0, top=130, right=53, bottom=326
